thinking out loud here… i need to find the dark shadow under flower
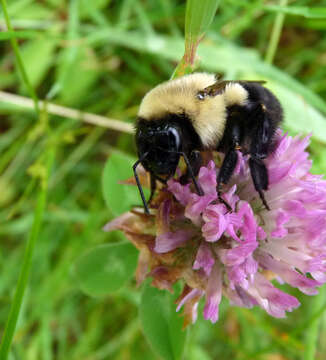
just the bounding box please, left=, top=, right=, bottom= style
left=104, top=131, right=326, bottom=327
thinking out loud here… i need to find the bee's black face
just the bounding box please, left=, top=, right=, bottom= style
left=136, top=122, right=182, bottom=176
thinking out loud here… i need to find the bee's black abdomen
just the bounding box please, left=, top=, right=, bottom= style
left=217, top=82, right=283, bottom=210
left=242, top=82, right=283, bottom=147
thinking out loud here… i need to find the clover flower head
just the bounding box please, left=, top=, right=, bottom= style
left=105, top=131, right=326, bottom=327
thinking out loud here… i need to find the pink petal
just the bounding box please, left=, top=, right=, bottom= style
left=103, top=212, right=134, bottom=232
left=185, top=193, right=216, bottom=226
left=176, top=288, right=203, bottom=312
left=257, top=251, right=321, bottom=295
left=198, top=160, right=217, bottom=195
left=154, top=230, right=193, bottom=253
left=271, top=210, right=290, bottom=238
left=247, top=274, right=300, bottom=318
left=167, top=179, right=192, bottom=206
left=202, top=206, right=228, bottom=242
left=193, top=242, right=215, bottom=275
left=203, top=262, right=222, bottom=323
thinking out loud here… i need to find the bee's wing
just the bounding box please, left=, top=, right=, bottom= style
left=201, top=80, right=267, bottom=97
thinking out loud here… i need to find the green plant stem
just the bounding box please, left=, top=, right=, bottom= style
left=0, top=148, right=54, bottom=359
left=303, top=286, right=326, bottom=360
left=0, top=0, right=40, bottom=115
left=172, top=0, right=220, bottom=78
left=264, top=0, right=288, bottom=64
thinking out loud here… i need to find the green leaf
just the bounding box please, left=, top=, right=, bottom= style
left=57, top=47, right=101, bottom=105
left=172, top=0, right=220, bottom=78
left=267, top=81, right=326, bottom=139
left=185, top=0, right=220, bottom=43
left=102, top=151, right=147, bottom=216
left=140, top=282, right=187, bottom=360
left=189, top=345, right=211, bottom=360
left=52, top=0, right=101, bottom=104
left=74, top=242, right=138, bottom=296
left=20, top=37, right=57, bottom=89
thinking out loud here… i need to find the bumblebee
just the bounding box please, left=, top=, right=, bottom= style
left=134, top=73, right=283, bottom=213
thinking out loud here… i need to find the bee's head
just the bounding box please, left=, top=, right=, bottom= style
left=136, top=120, right=182, bottom=176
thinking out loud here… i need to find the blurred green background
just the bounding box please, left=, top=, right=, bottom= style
left=1, top=0, right=326, bottom=359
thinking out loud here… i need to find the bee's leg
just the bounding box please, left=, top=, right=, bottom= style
left=180, top=151, right=202, bottom=185
left=147, top=173, right=169, bottom=205
left=217, top=149, right=238, bottom=212
left=180, top=151, right=203, bottom=196
left=147, top=172, right=157, bottom=205
left=248, top=157, right=270, bottom=210
left=216, top=122, right=241, bottom=212
left=133, top=159, right=149, bottom=214
left=248, top=103, right=272, bottom=210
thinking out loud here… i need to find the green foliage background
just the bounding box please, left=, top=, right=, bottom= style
left=1, top=0, right=326, bottom=359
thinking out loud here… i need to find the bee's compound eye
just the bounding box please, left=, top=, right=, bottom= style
left=168, top=128, right=177, bottom=140
left=196, top=92, right=206, bottom=100
left=167, top=127, right=181, bottom=150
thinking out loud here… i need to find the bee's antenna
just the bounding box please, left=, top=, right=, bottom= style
left=133, top=153, right=150, bottom=214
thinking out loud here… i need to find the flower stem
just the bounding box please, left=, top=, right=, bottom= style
left=0, top=0, right=39, bottom=115
left=303, top=285, right=326, bottom=360
left=264, top=0, right=288, bottom=64
left=0, top=147, right=54, bottom=359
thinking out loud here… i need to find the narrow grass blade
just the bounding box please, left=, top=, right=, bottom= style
left=303, top=286, right=326, bottom=360
left=265, top=0, right=288, bottom=64
left=0, top=146, right=54, bottom=359
left=0, top=0, right=39, bottom=115
left=264, top=5, right=326, bottom=19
